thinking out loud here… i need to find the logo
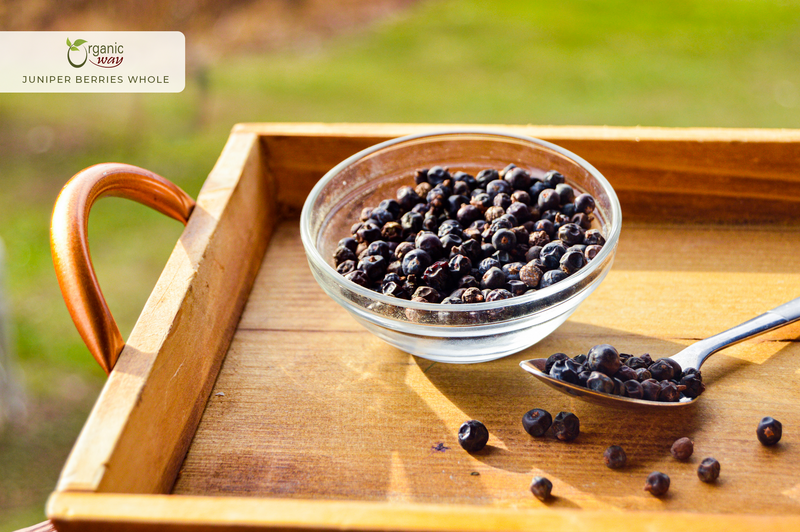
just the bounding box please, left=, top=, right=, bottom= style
left=66, top=37, right=124, bottom=69
left=66, top=38, right=87, bottom=68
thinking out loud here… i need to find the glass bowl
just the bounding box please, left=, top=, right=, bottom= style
left=300, top=130, right=621, bottom=363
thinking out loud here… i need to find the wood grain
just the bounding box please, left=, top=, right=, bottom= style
left=54, top=130, right=274, bottom=495
left=249, top=123, right=800, bottom=223
left=46, top=491, right=800, bottom=532
left=172, top=220, right=800, bottom=516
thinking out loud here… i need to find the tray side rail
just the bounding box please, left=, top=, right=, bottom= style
left=241, top=123, right=800, bottom=224
left=53, top=130, right=276, bottom=495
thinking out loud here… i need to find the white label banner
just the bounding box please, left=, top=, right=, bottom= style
left=0, top=31, right=185, bottom=93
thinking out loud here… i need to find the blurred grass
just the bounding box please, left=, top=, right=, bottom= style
left=2, top=0, right=800, bottom=527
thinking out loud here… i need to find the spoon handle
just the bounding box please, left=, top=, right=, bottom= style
left=672, top=297, right=800, bottom=371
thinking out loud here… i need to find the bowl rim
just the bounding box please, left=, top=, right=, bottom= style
left=300, top=128, right=622, bottom=313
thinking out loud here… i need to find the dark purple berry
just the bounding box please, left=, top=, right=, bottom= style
left=583, top=229, right=605, bottom=246
left=644, top=472, right=670, bottom=496
left=552, top=411, right=580, bottom=441
left=481, top=267, right=506, bottom=290
left=506, top=201, right=530, bottom=223
left=415, top=231, right=443, bottom=259
left=557, top=223, right=584, bottom=246
left=356, top=221, right=382, bottom=243
left=603, top=445, right=627, bottom=469
left=402, top=248, right=432, bottom=276
left=400, top=211, right=423, bottom=234
left=697, top=458, right=720, bottom=483
left=366, top=240, right=391, bottom=259
left=486, top=179, right=511, bottom=198
left=477, top=257, right=501, bottom=275
left=529, top=476, right=553, bottom=501
left=641, top=379, right=661, bottom=401
left=493, top=192, right=512, bottom=209
left=574, top=193, right=596, bottom=214
left=492, top=228, right=517, bottom=251
left=504, top=167, right=532, bottom=190
left=549, top=358, right=581, bottom=384
left=587, top=344, right=621, bottom=376
left=555, top=183, right=575, bottom=204
left=358, top=255, right=387, bottom=281
left=542, top=170, right=565, bottom=188
left=623, top=379, right=643, bottom=399
left=333, top=246, right=357, bottom=266
left=538, top=188, right=560, bottom=211
left=426, top=165, right=450, bottom=185
left=659, top=381, right=680, bottom=402
left=559, top=249, right=586, bottom=275
left=586, top=371, right=615, bottom=394
left=648, top=359, right=676, bottom=381
left=448, top=254, right=472, bottom=277
left=757, top=416, right=782, bottom=445
left=544, top=353, right=569, bottom=373
left=511, top=190, right=531, bottom=205
left=671, top=437, right=694, bottom=460
left=614, top=366, right=637, bottom=382
left=458, top=420, right=489, bottom=452
left=540, top=269, right=568, bottom=288
left=485, top=288, right=512, bottom=302
left=506, top=280, right=528, bottom=296
left=345, top=269, right=370, bottom=288
left=476, top=168, right=499, bottom=187
left=522, top=408, right=552, bottom=437
left=533, top=218, right=555, bottom=238
left=338, top=237, right=358, bottom=252
left=336, top=260, right=356, bottom=275
left=422, top=260, right=450, bottom=292
left=680, top=374, right=705, bottom=398
left=458, top=275, right=480, bottom=290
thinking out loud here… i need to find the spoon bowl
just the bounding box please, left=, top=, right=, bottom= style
left=520, top=297, right=800, bottom=409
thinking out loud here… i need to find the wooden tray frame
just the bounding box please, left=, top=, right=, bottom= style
left=46, top=123, right=800, bottom=531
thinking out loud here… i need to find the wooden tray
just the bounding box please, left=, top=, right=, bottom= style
left=46, top=124, right=800, bottom=531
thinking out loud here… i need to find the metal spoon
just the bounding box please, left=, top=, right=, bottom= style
left=519, top=297, right=800, bottom=409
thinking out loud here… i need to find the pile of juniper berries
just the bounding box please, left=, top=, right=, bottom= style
left=545, top=344, right=706, bottom=402
left=333, top=164, right=604, bottom=304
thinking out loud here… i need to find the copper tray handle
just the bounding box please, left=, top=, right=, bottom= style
left=50, top=163, right=196, bottom=374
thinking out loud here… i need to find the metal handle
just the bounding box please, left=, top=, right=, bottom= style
left=672, top=296, right=800, bottom=370
left=50, top=163, right=195, bottom=374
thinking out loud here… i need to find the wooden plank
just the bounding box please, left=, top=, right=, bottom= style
left=171, top=220, right=800, bottom=515
left=46, top=492, right=800, bottom=532
left=249, top=123, right=800, bottom=223
left=54, top=130, right=275, bottom=494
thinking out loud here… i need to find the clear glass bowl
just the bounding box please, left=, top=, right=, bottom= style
left=300, top=130, right=621, bottom=363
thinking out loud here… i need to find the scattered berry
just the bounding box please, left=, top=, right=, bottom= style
left=522, top=408, right=552, bottom=437
left=670, top=437, right=694, bottom=461
left=529, top=476, right=553, bottom=501
left=458, top=420, right=489, bottom=452
left=644, top=472, right=670, bottom=496
left=603, top=445, right=627, bottom=469
left=756, top=416, right=782, bottom=446
left=697, top=458, right=720, bottom=483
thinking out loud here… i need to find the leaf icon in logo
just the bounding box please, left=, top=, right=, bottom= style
left=66, top=38, right=88, bottom=68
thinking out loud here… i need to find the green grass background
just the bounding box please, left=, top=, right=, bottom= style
left=2, top=0, right=800, bottom=527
